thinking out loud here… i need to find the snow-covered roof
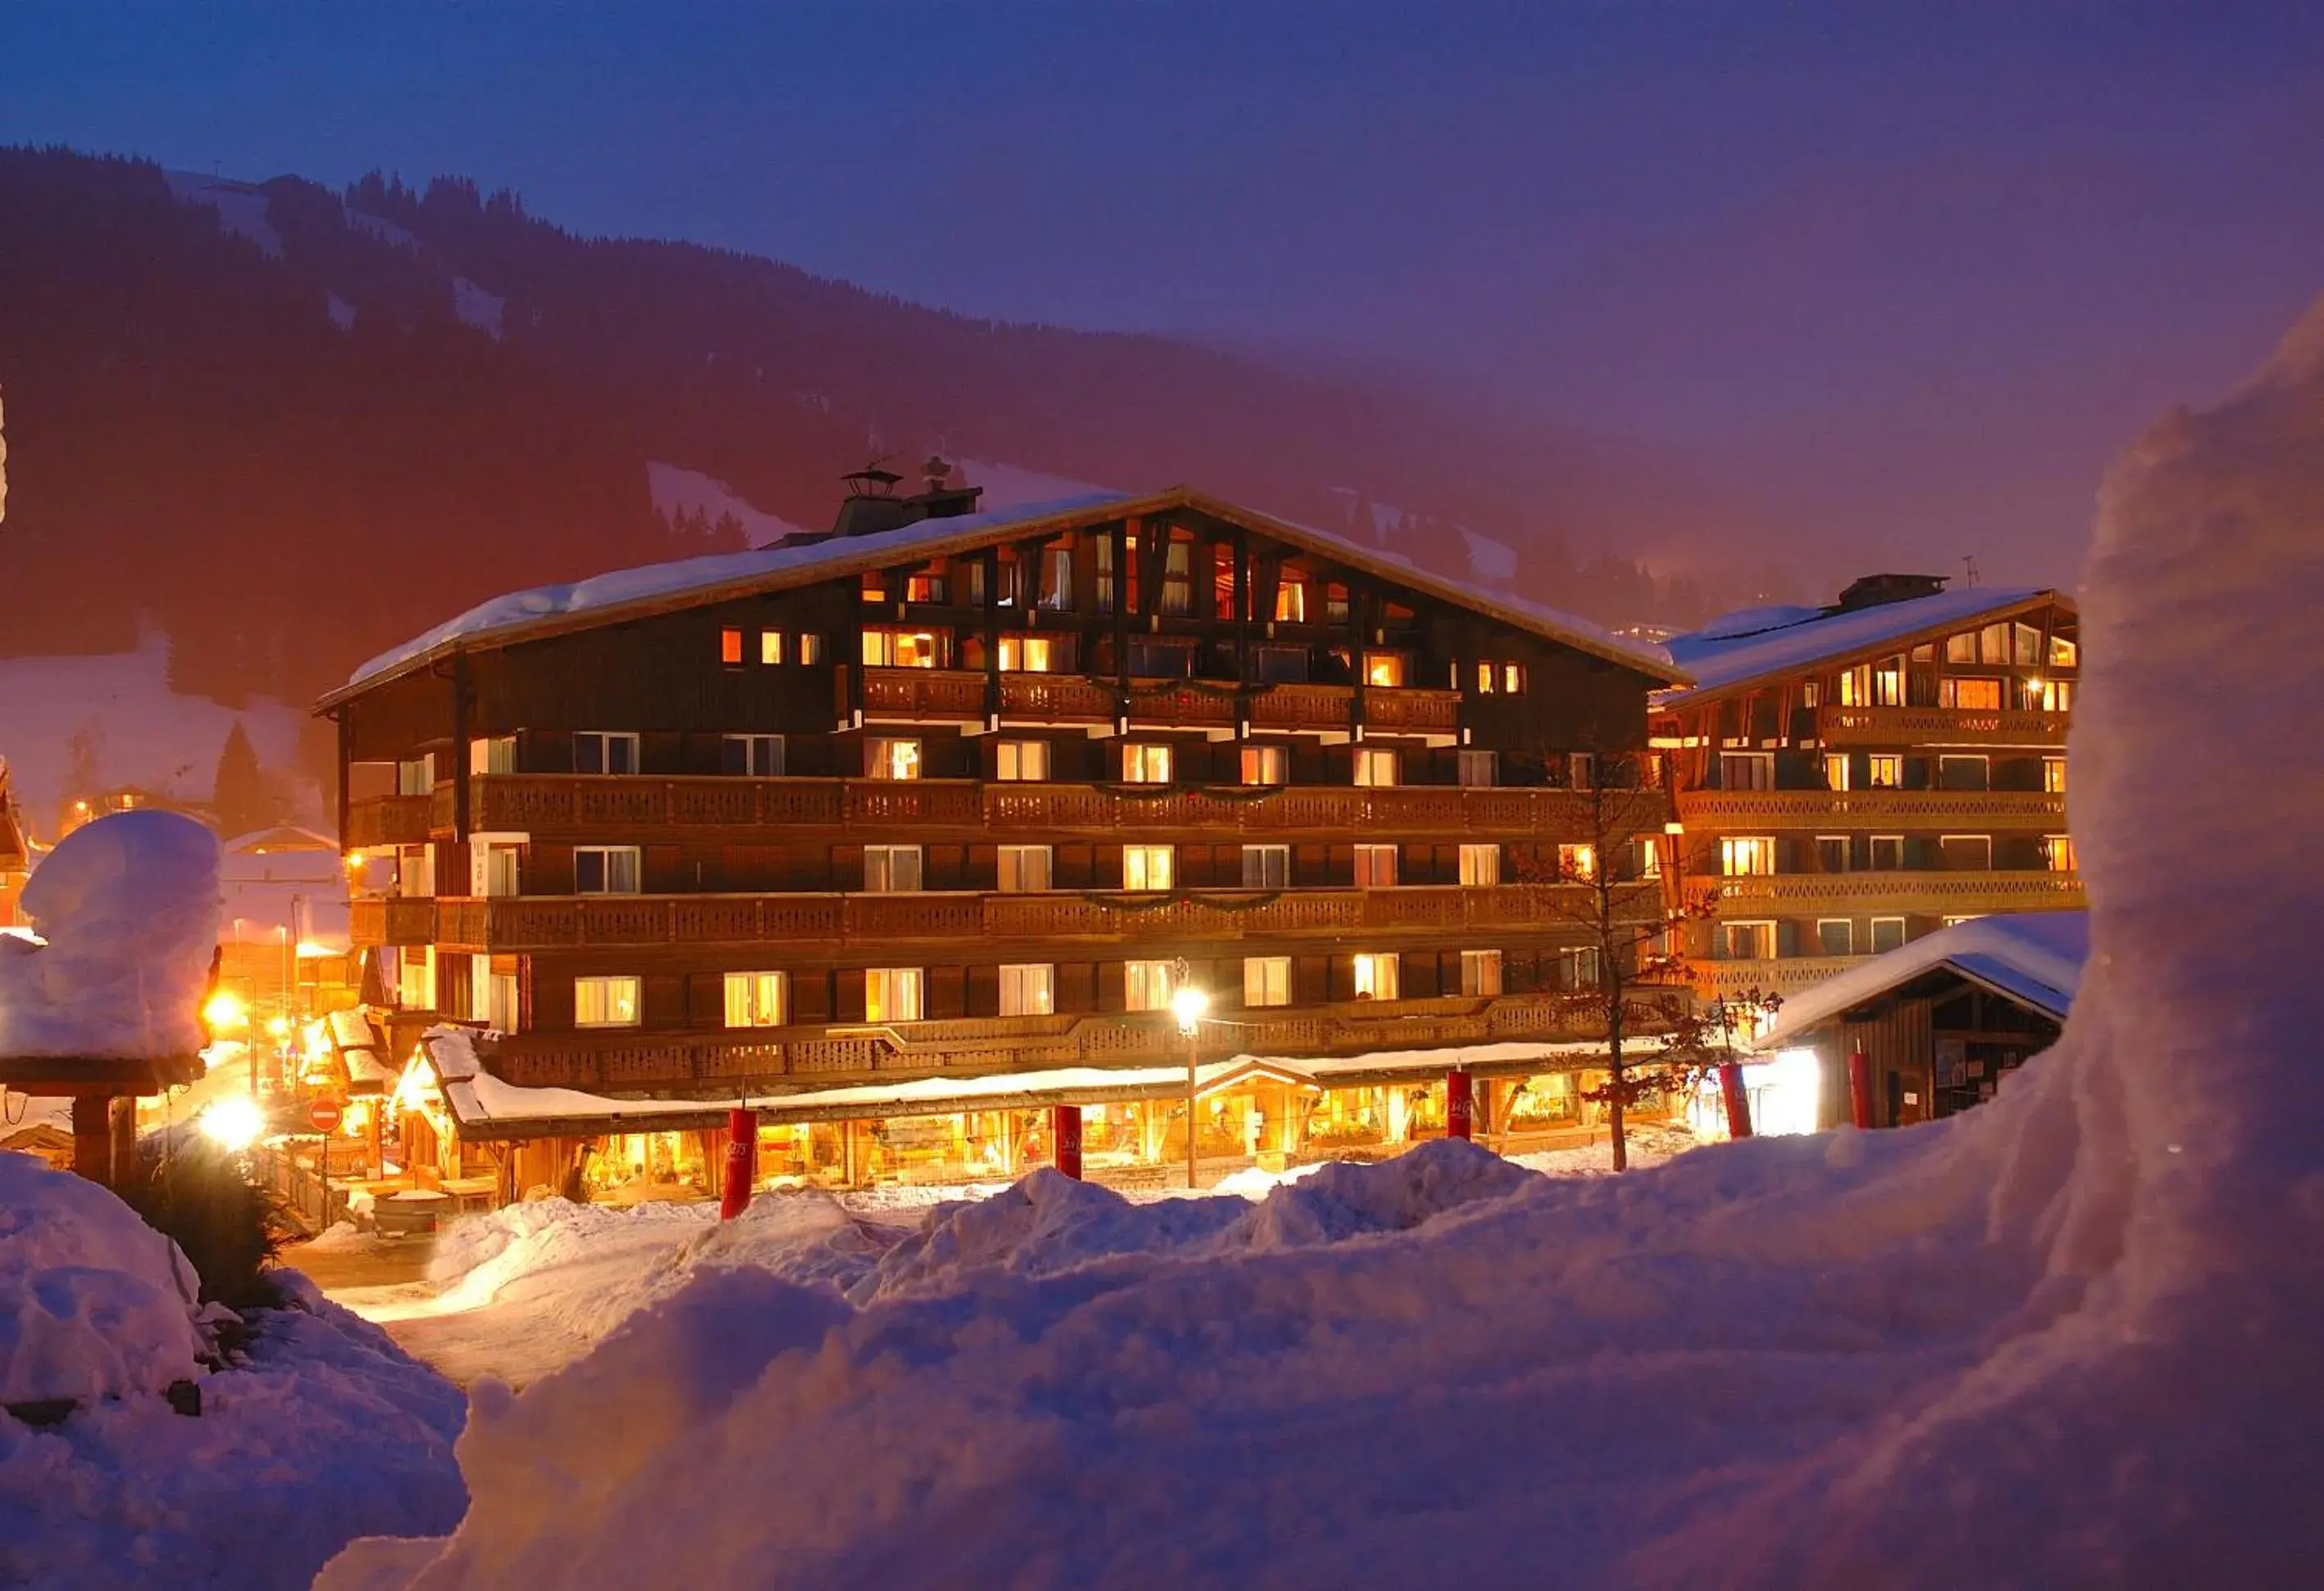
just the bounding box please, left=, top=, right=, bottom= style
left=414, top=1026, right=1613, bottom=1139
left=1658, top=585, right=2061, bottom=701
left=1758, top=910, right=2087, bottom=1049
left=324, top=487, right=1683, bottom=705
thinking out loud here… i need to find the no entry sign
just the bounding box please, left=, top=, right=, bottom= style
left=309, top=1097, right=344, bottom=1134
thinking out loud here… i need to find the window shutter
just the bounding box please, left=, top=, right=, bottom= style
left=834, top=967, right=867, bottom=1024
left=1095, top=962, right=1125, bottom=1013
left=1057, top=962, right=1095, bottom=1014
left=966, top=963, right=1000, bottom=1017
left=928, top=966, right=968, bottom=1021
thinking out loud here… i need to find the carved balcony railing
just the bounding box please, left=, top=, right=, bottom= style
left=1676, top=788, right=2069, bottom=832
left=343, top=794, right=432, bottom=848
left=854, top=667, right=1460, bottom=736
left=348, top=895, right=441, bottom=947
left=1815, top=705, right=2070, bottom=749
left=1690, top=956, right=1869, bottom=999
left=1687, top=869, right=2086, bottom=917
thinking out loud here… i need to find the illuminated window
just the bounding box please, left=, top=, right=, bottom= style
left=1945, top=632, right=1977, bottom=664
left=1458, top=844, right=1500, bottom=886
left=860, top=629, right=943, bottom=668
left=1457, top=749, right=1497, bottom=787
left=1841, top=662, right=1900, bottom=705
left=865, top=968, right=923, bottom=1023
left=1094, top=534, right=1117, bottom=614
left=1460, top=949, right=1502, bottom=997
left=1351, top=953, right=1400, bottom=1000
left=1325, top=584, right=1351, bottom=624
left=575, top=845, right=641, bottom=895
left=1942, top=677, right=2003, bottom=710
left=720, top=627, right=744, bottom=665
left=1354, top=845, right=1398, bottom=888
left=723, top=971, right=787, bottom=1028
left=1121, top=743, right=1173, bottom=783
left=469, top=736, right=515, bottom=775
left=1866, top=755, right=1903, bottom=788
left=398, top=945, right=437, bottom=1010
left=574, top=732, right=639, bottom=774
left=1720, top=836, right=1776, bottom=877
left=1825, top=753, right=1851, bottom=791
left=1212, top=544, right=1237, bottom=618
left=2044, top=757, right=2067, bottom=794
left=1161, top=535, right=1193, bottom=616
left=1274, top=578, right=1307, bottom=623
left=1636, top=836, right=1663, bottom=879
left=860, top=573, right=886, bottom=603
left=2023, top=677, right=2072, bottom=711
left=1363, top=651, right=1407, bottom=688
left=1871, top=916, right=1907, bottom=953
left=760, top=630, right=783, bottom=665
left=1124, top=960, right=1177, bottom=1012
left=1122, top=845, right=1174, bottom=891
left=575, top=975, right=640, bottom=1028
left=997, top=634, right=1063, bottom=672
left=1475, top=660, right=1498, bottom=695
left=2013, top=623, right=2043, bottom=666
left=863, top=845, right=923, bottom=893
left=1565, top=947, right=1604, bottom=989
left=2049, top=635, right=2078, bottom=669
left=999, top=963, right=1054, bottom=1016
left=1240, top=744, right=1288, bottom=785
left=1559, top=843, right=1599, bottom=881
left=1353, top=747, right=1398, bottom=787
left=866, top=737, right=922, bottom=780
left=1978, top=623, right=2010, bottom=665
left=798, top=633, right=823, bottom=665
left=1040, top=546, right=1073, bottom=611
left=998, top=845, right=1054, bottom=893
left=1242, top=845, right=1291, bottom=889
left=1503, top=662, right=1527, bottom=694
left=397, top=754, right=435, bottom=796
left=722, top=734, right=784, bottom=776
left=476, top=845, right=518, bottom=898
left=484, top=969, right=519, bottom=1032
left=905, top=568, right=947, bottom=604
left=2045, top=835, right=2078, bottom=873
left=1243, top=956, right=1292, bottom=1007
left=995, top=740, right=1050, bottom=782
left=1722, top=922, right=1776, bottom=961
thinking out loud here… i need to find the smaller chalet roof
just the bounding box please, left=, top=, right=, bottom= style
left=1658, top=584, right=2060, bottom=704
left=1758, top=910, right=2088, bottom=1051
left=322, top=487, right=1684, bottom=708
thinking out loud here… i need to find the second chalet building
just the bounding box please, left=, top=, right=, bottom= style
left=323, top=473, right=1689, bottom=1199
left=1653, top=574, right=2083, bottom=1004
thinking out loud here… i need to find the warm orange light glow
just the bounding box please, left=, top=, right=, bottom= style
left=202, top=989, right=249, bottom=1032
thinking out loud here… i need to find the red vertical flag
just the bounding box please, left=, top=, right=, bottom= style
left=720, top=1107, right=757, bottom=1219
left=1446, top=1070, right=1473, bottom=1141
left=1054, top=1104, right=1083, bottom=1180
left=1717, top=1063, right=1753, bottom=1140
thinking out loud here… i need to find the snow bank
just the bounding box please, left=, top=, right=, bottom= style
left=0, top=809, right=219, bottom=1059
left=0, top=1152, right=203, bottom=1404
left=331, top=295, right=2324, bottom=1588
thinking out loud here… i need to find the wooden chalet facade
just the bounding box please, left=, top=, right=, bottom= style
left=1653, top=575, right=2083, bottom=1002
left=321, top=476, right=1689, bottom=1197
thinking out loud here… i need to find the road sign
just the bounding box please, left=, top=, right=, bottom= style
left=309, top=1097, right=344, bottom=1133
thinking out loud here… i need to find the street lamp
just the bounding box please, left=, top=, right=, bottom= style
left=1171, top=970, right=1208, bottom=1190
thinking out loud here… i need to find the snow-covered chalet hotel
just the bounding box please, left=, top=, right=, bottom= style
left=318, top=469, right=1688, bottom=1201
left=1651, top=575, right=2083, bottom=1005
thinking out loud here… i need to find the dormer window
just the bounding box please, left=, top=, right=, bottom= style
left=1325, top=584, right=1350, bottom=624
left=1275, top=577, right=1307, bottom=624
left=1161, top=534, right=1194, bottom=617
left=905, top=567, right=947, bottom=604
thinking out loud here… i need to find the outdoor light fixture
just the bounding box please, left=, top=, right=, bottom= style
left=199, top=1095, right=264, bottom=1152
left=201, top=989, right=248, bottom=1033
left=1171, top=984, right=1209, bottom=1036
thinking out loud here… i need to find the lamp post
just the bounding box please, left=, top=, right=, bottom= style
left=1170, top=967, right=1208, bottom=1191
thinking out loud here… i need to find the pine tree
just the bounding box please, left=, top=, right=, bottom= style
left=212, top=720, right=272, bottom=837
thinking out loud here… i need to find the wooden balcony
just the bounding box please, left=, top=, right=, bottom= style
left=427, top=882, right=1617, bottom=953
left=855, top=666, right=1460, bottom=736
left=1676, top=788, right=2069, bottom=832
left=1691, top=956, right=1867, bottom=999
left=449, top=775, right=1615, bottom=840
left=1688, top=869, right=2086, bottom=917
left=343, top=793, right=431, bottom=848
left=479, top=989, right=1622, bottom=1096
left=1815, top=705, right=2069, bottom=749
left=348, top=895, right=440, bottom=947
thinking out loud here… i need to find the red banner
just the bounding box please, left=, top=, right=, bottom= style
left=1717, top=1063, right=1753, bottom=1140
left=1446, top=1070, right=1473, bottom=1141
left=1848, top=1050, right=1874, bottom=1129
left=1054, top=1104, right=1083, bottom=1180
left=720, top=1107, right=756, bottom=1219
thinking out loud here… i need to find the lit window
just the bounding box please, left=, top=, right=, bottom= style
left=1354, top=844, right=1398, bottom=888
left=1161, top=535, right=1194, bottom=617
left=2043, top=757, right=2067, bottom=795
left=574, top=732, right=639, bottom=774
left=1124, top=960, right=1177, bottom=1012
left=866, top=738, right=922, bottom=780
left=798, top=633, right=823, bottom=665
left=1816, top=920, right=1853, bottom=957
left=1240, top=743, right=1288, bottom=785
left=1942, top=677, right=2004, bottom=710
left=1825, top=753, right=1851, bottom=791
left=1475, top=661, right=1498, bottom=695
left=906, top=568, right=946, bottom=604
left=1324, top=584, right=1350, bottom=624
left=1123, top=845, right=1174, bottom=891
left=720, top=627, right=744, bottom=665
left=865, top=968, right=924, bottom=1023
left=397, top=945, right=437, bottom=1010
left=723, top=971, right=787, bottom=1028
left=1363, top=651, right=1406, bottom=688
left=1503, top=662, right=1527, bottom=694
left=469, top=736, right=516, bottom=775
left=863, top=845, right=923, bottom=893
left=1458, top=843, right=1500, bottom=886
left=2049, top=635, right=2078, bottom=669
left=1564, top=947, right=1604, bottom=989
left=995, top=740, right=1051, bottom=782
left=1243, top=956, right=1292, bottom=1007
left=1722, top=922, right=1776, bottom=961
left=575, top=845, right=641, bottom=894
left=1460, top=949, right=1502, bottom=997
left=1866, top=755, right=1903, bottom=789
left=997, top=634, right=1063, bottom=672
left=1720, top=836, right=1776, bottom=877
left=397, top=754, right=435, bottom=796
left=861, top=629, right=943, bottom=668
left=575, top=975, right=640, bottom=1028
left=722, top=734, right=785, bottom=776
left=860, top=573, right=886, bottom=603
left=1979, top=623, right=2010, bottom=665
left=999, top=845, right=1054, bottom=892
left=1094, top=534, right=1117, bottom=614
left=476, top=845, right=518, bottom=898
left=999, top=963, right=1055, bottom=1016
left=1457, top=750, right=1497, bottom=787
left=1121, top=743, right=1173, bottom=784
left=484, top=969, right=519, bottom=1032
left=1636, top=836, right=1663, bottom=879
left=1353, top=747, right=1398, bottom=788
left=760, top=630, right=784, bottom=665
left=1274, top=579, right=1307, bottom=623
left=2045, top=836, right=2078, bottom=873
left=1559, top=843, right=1598, bottom=881
left=2013, top=623, right=2044, bottom=666
left=1351, top=952, right=1400, bottom=1000
left=1040, top=546, right=1073, bottom=611
left=1871, top=917, right=1907, bottom=953
left=1242, top=845, right=1291, bottom=889
left=1946, top=632, right=1977, bottom=664
left=2023, top=677, right=2072, bottom=712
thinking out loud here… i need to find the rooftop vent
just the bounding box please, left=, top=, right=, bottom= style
left=1833, top=573, right=1949, bottom=613
left=826, top=456, right=985, bottom=541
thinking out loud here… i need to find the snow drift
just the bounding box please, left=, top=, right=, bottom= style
left=0, top=809, right=220, bottom=1059
left=329, top=299, right=2324, bottom=1589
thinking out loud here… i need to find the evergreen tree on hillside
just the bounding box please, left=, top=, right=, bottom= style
left=212, top=720, right=272, bottom=837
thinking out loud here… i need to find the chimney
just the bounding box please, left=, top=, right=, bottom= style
left=815, top=457, right=986, bottom=542
left=1832, top=573, right=1949, bottom=613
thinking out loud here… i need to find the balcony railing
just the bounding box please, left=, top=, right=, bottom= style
left=1676, top=788, right=2069, bottom=832
left=344, top=794, right=431, bottom=848
left=1816, top=705, right=2069, bottom=748
left=413, top=881, right=1621, bottom=953
left=1687, top=869, right=2085, bottom=916
left=440, top=775, right=1616, bottom=840
left=478, top=989, right=1622, bottom=1095
left=855, top=667, right=1460, bottom=734
left=1690, top=956, right=1867, bottom=998
left=348, top=895, right=440, bottom=946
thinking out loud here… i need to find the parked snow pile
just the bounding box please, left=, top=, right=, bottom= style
left=329, top=299, right=2324, bottom=1584
left=0, top=809, right=220, bottom=1058
left=0, top=1150, right=204, bottom=1404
